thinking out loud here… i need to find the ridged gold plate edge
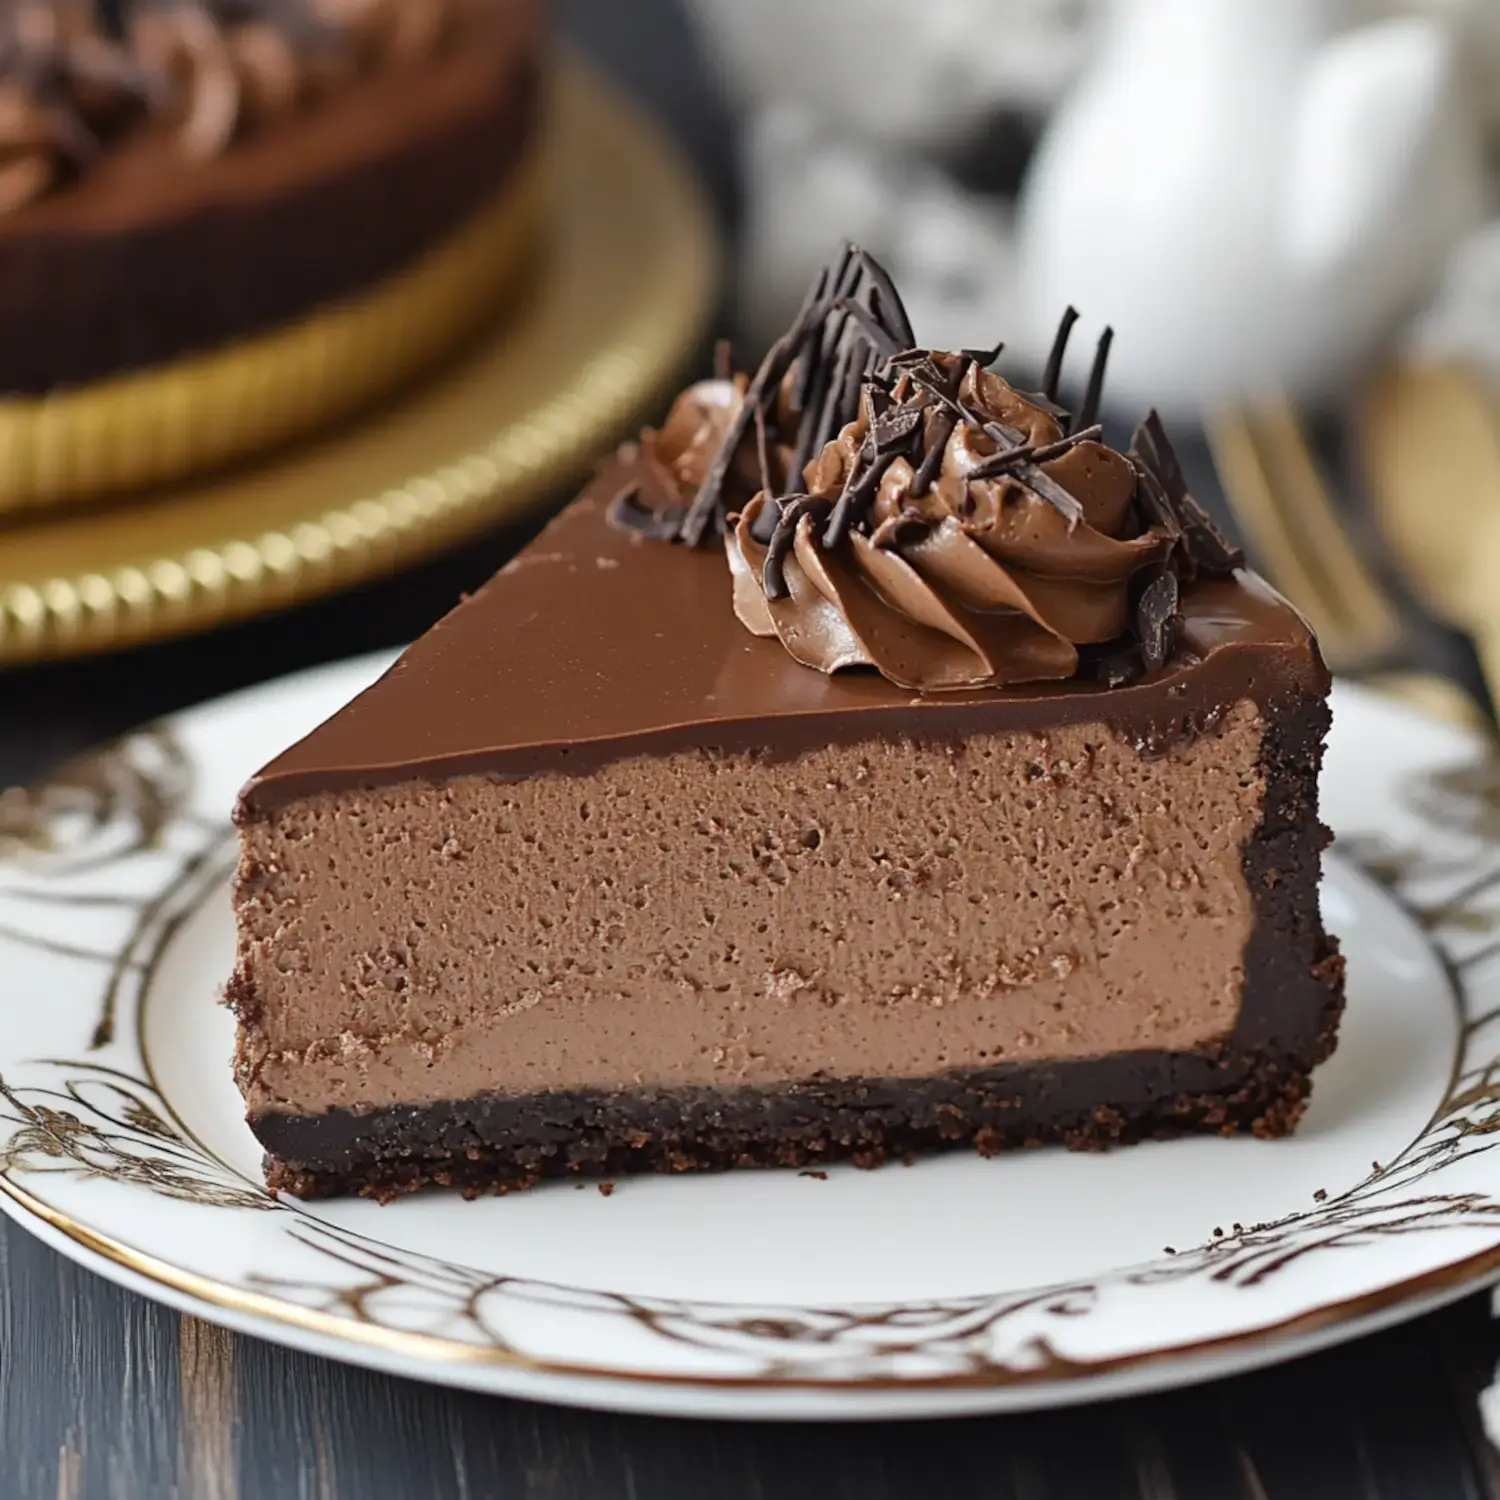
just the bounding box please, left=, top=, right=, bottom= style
left=0, top=57, right=719, bottom=664
left=0, top=156, right=546, bottom=513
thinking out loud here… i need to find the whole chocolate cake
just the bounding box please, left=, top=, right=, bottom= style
left=229, top=247, right=1345, bottom=1200
left=0, top=0, right=543, bottom=508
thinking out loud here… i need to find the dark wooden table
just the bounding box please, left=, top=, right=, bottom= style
left=5, top=5, right=1500, bottom=1494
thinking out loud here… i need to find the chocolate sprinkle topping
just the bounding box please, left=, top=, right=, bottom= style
left=619, top=244, right=1246, bottom=690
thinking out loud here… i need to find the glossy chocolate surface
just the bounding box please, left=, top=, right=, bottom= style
left=238, top=481, right=1327, bottom=819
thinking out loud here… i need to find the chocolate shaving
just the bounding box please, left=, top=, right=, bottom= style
left=680, top=311, right=809, bottom=547
left=763, top=495, right=830, bottom=600
left=900, top=357, right=956, bottom=401
left=970, top=423, right=1103, bottom=482
left=850, top=247, right=916, bottom=349
left=793, top=335, right=854, bottom=479
left=754, top=402, right=775, bottom=502
left=822, top=398, right=924, bottom=548
left=650, top=245, right=1211, bottom=692
left=820, top=430, right=875, bottom=551
left=713, top=338, right=734, bottom=382
left=908, top=409, right=955, bottom=499
left=1032, top=423, right=1103, bottom=464
left=863, top=379, right=894, bottom=425
left=1013, top=462, right=1086, bottom=530
left=791, top=268, right=841, bottom=417
left=1132, top=410, right=1244, bottom=573
left=1135, top=566, right=1180, bottom=672
left=608, top=482, right=683, bottom=541
left=905, top=363, right=1087, bottom=529
left=831, top=297, right=901, bottom=359
left=871, top=402, right=923, bottom=455
left=823, top=450, right=902, bottom=550
left=1091, top=645, right=1145, bottom=689
left=1041, top=306, right=1080, bottom=402
left=749, top=495, right=782, bottom=545
left=1129, top=457, right=1177, bottom=536
left=966, top=440, right=1037, bottom=482
left=961, top=339, right=1006, bottom=370
left=1074, top=327, right=1113, bottom=434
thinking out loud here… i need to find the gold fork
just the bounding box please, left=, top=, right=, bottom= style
left=1206, top=397, right=1492, bottom=734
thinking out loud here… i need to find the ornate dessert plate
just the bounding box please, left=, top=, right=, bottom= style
left=3, top=659, right=1500, bottom=1420
left=0, top=59, right=717, bottom=665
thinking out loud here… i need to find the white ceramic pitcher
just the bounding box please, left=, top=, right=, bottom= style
left=1016, top=0, right=1488, bottom=416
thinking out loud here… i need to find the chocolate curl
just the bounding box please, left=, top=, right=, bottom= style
left=762, top=494, right=830, bottom=601
left=1074, top=327, right=1113, bottom=434
left=1041, top=306, right=1080, bottom=402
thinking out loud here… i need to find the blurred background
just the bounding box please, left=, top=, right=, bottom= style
left=7, top=6, right=1500, bottom=1493
left=7, top=0, right=1500, bottom=768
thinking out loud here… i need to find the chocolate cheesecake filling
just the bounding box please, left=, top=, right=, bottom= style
left=237, top=704, right=1265, bottom=1117
left=229, top=503, right=1341, bottom=1199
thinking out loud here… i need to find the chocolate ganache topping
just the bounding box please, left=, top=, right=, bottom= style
left=0, top=0, right=455, bottom=212
left=608, top=245, right=1244, bottom=693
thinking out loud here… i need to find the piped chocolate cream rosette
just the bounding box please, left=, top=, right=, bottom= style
left=0, top=0, right=541, bottom=511
left=608, top=245, right=1242, bottom=694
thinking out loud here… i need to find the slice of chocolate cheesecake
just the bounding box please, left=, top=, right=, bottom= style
left=229, top=249, right=1344, bottom=1200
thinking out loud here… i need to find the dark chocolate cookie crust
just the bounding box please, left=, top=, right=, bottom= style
left=250, top=687, right=1345, bottom=1203
left=257, top=1040, right=1331, bottom=1202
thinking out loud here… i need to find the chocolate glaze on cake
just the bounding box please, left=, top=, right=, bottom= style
left=229, top=248, right=1344, bottom=1200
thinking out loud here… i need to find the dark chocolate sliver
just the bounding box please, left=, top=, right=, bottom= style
left=754, top=402, right=775, bottom=501
left=1136, top=566, right=1180, bottom=672
left=820, top=430, right=878, bottom=550
left=1090, top=645, right=1145, bottom=689
left=749, top=495, right=782, bottom=545
left=680, top=325, right=800, bottom=547
left=850, top=247, right=917, bottom=349
left=1074, top=326, right=1113, bottom=434
left=1129, top=457, right=1183, bottom=540
left=833, top=297, right=901, bottom=359
left=906, top=363, right=1088, bottom=528
left=1014, top=461, right=1086, bottom=529
left=607, top=484, right=683, bottom=541
left=1133, top=410, right=1244, bottom=573
left=908, top=410, right=955, bottom=499
left=763, top=494, right=830, bottom=600
left=1030, top=423, right=1103, bottom=466
left=961, top=339, right=1006, bottom=370
left=871, top=403, right=924, bottom=456
left=966, top=440, right=1036, bottom=482
left=793, top=333, right=850, bottom=480
left=1040, top=305, right=1080, bottom=402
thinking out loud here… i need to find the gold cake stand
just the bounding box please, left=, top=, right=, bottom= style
left=0, top=59, right=719, bottom=665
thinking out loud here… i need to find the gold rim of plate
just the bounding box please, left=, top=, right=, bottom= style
left=0, top=57, right=719, bottom=665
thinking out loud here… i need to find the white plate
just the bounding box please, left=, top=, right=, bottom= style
left=3, top=659, right=1500, bottom=1420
